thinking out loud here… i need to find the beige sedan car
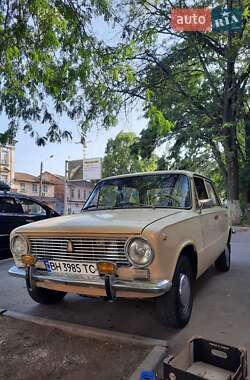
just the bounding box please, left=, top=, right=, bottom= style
left=9, top=171, right=231, bottom=328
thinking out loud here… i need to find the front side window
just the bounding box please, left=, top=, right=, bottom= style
left=19, top=199, right=46, bottom=216
left=83, top=174, right=191, bottom=211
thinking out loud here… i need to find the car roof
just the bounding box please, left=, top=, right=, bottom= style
left=101, top=170, right=212, bottom=182
left=0, top=190, right=50, bottom=207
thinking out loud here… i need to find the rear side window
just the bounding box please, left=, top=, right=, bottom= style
left=19, top=199, right=47, bottom=216
left=0, top=197, right=22, bottom=214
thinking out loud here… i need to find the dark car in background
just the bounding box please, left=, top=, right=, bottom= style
left=0, top=181, right=59, bottom=259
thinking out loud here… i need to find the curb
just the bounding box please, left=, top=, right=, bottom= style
left=1, top=309, right=168, bottom=349
left=128, top=345, right=167, bottom=380
left=233, top=226, right=250, bottom=232
left=0, top=258, right=13, bottom=264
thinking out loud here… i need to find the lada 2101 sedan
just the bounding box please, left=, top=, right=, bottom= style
left=9, top=171, right=231, bottom=328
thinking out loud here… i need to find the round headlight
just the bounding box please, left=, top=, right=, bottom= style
left=11, top=235, right=29, bottom=265
left=126, top=238, right=154, bottom=268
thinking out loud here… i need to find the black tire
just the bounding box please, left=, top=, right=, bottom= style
left=156, top=255, right=194, bottom=328
left=27, top=286, right=66, bottom=304
left=215, top=244, right=231, bottom=272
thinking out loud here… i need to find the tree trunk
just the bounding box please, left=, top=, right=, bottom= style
left=245, top=113, right=250, bottom=205
left=223, top=32, right=241, bottom=224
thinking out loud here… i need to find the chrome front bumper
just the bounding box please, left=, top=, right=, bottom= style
left=8, top=265, right=172, bottom=297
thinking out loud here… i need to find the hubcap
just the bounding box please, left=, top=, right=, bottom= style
left=179, top=273, right=191, bottom=313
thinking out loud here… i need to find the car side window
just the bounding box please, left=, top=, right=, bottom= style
left=194, top=177, right=208, bottom=200
left=19, top=199, right=47, bottom=216
left=205, top=181, right=219, bottom=206
left=0, top=197, right=22, bottom=214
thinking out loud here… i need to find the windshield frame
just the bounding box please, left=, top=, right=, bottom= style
left=82, top=173, right=193, bottom=212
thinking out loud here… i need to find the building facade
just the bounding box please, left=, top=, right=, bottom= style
left=0, top=143, right=15, bottom=185
left=13, top=172, right=56, bottom=210
left=65, top=180, right=94, bottom=214
left=41, top=172, right=65, bottom=214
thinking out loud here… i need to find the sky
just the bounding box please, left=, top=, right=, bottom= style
left=0, top=107, right=148, bottom=177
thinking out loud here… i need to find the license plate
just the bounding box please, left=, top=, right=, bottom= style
left=44, top=260, right=98, bottom=276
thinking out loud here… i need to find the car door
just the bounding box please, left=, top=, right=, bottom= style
left=0, top=196, right=25, bottom=254
left=204, top=180, right=228, bottom=257
left=193, top=176, right=224, bottom=269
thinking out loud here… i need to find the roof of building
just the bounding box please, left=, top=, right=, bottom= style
left=15, top=172, right=38, bottom=183
left=42, top=171, right=65, bottom=184
left=15, top=172, right=54, bottom=184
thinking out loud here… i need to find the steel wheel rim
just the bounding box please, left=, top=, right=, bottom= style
left=179, top=273, right=191, bottom=314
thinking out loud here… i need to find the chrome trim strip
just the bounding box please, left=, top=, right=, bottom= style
left=0, top=234, right=9, bottom=237
left=8, top=265, right=172, bottom=295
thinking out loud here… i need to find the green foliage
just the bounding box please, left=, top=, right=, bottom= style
left=102, top=131, right=158, bottom=177
left=0, top=0, right=116, bottom=144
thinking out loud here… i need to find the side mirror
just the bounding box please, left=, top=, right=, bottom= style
left=199, top=198, right=214, bottom=210
left=49, top=209, right=59, bottom=217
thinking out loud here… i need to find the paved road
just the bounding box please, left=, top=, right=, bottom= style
left=1, top=230, right=250, bottom=355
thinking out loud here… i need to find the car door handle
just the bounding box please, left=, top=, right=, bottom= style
left=25, top=219, right=33, bottom=223
left=214, top=215, right=219, bottom=220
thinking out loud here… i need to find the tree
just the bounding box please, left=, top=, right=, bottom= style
left=1, top=1, right=250, bottom=223
left=0, top=0, right=115, bottom=145
left=91, top=0, right=250, bottom=223
left=102, top=131, right=157, bottom=177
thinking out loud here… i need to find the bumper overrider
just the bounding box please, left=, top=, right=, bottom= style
left=8, top=265, right=172, bottom=299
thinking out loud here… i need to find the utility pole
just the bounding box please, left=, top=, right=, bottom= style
left=39, top=155, right=54, bottom=200
left=39, top=161, right=43, bottom=199
left=64, top=160, right=69, bottom=215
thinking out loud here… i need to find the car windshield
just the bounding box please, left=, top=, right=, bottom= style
left=83, top=173, right=191, bottom=211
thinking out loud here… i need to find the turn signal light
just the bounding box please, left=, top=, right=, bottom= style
left=97, top=262, right=117, bottom=275
left=21, top=255, right=36, bottom=266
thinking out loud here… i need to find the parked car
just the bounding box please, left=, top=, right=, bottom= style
left=0, top=181, right=59, bottom=258
left=9, top=171, right=231, bottom=328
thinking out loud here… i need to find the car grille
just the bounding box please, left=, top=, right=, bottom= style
left=29, top=237, right=130, bottom=265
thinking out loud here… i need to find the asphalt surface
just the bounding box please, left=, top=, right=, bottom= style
left=1, top=230, right=250, bottom=355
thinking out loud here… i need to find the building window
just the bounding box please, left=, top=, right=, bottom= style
left=78, top=189, right=81, bottom=199
left=32, top=184, right=38, bottom=193
left=84, top=190, right=86, bottom=199
left=20, top=183, right=26, bottom=192
left=1, top=149, right=9, bottom=165
left=0, top=175, right=8, bottom=184
left=43, top=184, right=48, bottom=193
left=71, top=188, right=75, bottom=199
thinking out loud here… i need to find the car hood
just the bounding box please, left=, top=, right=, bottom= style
left=14, top=208, right=182, bottom=236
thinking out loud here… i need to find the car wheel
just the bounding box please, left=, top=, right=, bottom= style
left=27, top=285, right=66, bottom=304
left=156, top=255, right=193, bottom=328
left=215, top=244, right=231, bottom=272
